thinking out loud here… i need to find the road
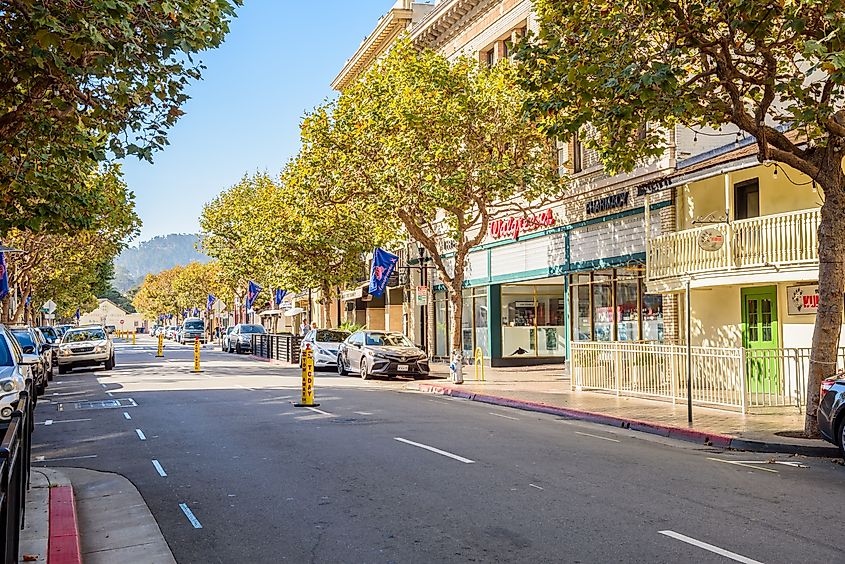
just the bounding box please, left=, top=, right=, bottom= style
left=32, top=337, right=845, bottom=563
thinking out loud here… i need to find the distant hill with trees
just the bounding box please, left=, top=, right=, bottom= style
left=113, top=234, right=210, bottom=292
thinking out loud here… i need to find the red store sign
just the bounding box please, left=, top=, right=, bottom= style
left=489, top=208, right=556, bottom=240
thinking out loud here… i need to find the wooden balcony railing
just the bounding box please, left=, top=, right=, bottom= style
left=648, top=208, right=820, bottom=280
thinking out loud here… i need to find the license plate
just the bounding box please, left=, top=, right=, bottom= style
left=397, top=364, right=409, bottom=372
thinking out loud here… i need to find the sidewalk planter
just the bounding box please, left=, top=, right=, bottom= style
left=571, top=342, right=845, bottom=413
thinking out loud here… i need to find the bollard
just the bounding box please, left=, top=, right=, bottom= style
left=132, top=331, right=136, bottom=345
left=473, top=347, right=485, bottom=382
left=193, top=336, right=201, bottom=372
left=156, top=333, right=164, bottom=357
left=294, top=348, right=319, bottom=407
left=450, top=350, right=464, bottom=384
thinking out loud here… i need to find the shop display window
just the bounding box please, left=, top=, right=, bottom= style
left=502, top=284, right=565, bottom=357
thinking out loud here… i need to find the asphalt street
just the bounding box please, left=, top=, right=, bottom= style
left=31, top=338, right=845, bottom=563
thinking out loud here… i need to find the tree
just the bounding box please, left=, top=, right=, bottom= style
left=133, top=266, right=183, bottom=321
left=0, top=0, right=242, bottom=233
left=172, top=261, right=228, bottom=312
left=301, top=40, right=561, bottom=358
left=519, top=0, right=845, bottom=436
left=2, top=165, right=140, bottom=321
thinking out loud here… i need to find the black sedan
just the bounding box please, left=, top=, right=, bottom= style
left=337, top=331, right=429, bottom=380
left=818, top=372, right=845, bottom=460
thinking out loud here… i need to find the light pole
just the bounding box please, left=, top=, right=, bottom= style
left=417, top=244, right=429, bottom=353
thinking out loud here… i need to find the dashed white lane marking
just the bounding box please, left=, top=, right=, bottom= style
left=707, top=457, right=778, bottom=473
left=659, top=530, right=764, bottom=564
left=152, top=460, right=167, bottom=477
left=529, top=483, right=544, bottom=490
left=489, top=412, right=519, bottom=421
left=123, top=412, right=132, bottom=420
left=394, top=437, right=475, bottom=464
left=575, top=431, right=621, bottom=443
left=37, top=418, right=91, bottom=426
left=135, top=429, right=147, bottom=441
left=34, top=454, right=97, bottom=463
left=353, top=411, right=373, bottom=416
left=51, top=391, right=86, bottom=397
left=295, top=414, right=332, bottom=421
left=179, top=503, right=203, bottom=529
left=304, top=406, right=333, bottom=416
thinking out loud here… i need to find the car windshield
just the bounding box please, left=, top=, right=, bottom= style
left=315, top=330, right=349, bottom=343
left=0, top=336, right=12, bottom=366
left=365, top=333, right=413, bottom=347
left=185, top=321, right=204, bottom=330
left=11, top=331, right=35, bottom=349
left=64, top=329, right=106, bottom=342
left=39, top=327, right=57, bottom=340
left=240, top=325, right=265, bottom=334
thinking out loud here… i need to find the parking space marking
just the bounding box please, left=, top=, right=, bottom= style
left=304, top=406, right=333, bottom=417
left=123, top=412, right=132, bottom=420
left=353, top=411, right=373, bottom=416
left=152, top=460, right=167, bottom=477
left=489, top=412, right=519, bottom=421
left=707, top=457, right=778, bottom=474
left=34, top=454, right=98, bottom=463
left=135, top=429, right=147, bottom=441
left=179, top=503, right=203, bottom=529
left=36, top=418, right=91, bottom=426
left=575, top=431, right=621, bottom=443
left=659, top=530, right=763, bottom=564
left=529, top=483, right=544, bottom=490
left=394, top=437, right=475, bottom=464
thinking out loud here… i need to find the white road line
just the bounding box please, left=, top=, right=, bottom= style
left=36, top=418, right=91, bottom=426
left=123, top=412, right=132, bottom=420
left=659, top=530, right=764, bottom=564
left=43, top=420, right=53, bottom=426
left=152, top=460, right=167, bottom=477
left=236, top=385, right=256, bottom=392
left=394, top=437, right=475, bottom=464
left=294, top=414, right=333, bottom=421
left=135, top=429, right=147, bottom=441
left=529, top=483, right=544, bottom=490
left=575, top=431, right=621, bottom=443
left=707, top=457, right=778, bottom=474
left=489, top=412, right=519, bottom=421
left=101, top=384, right=107, bottom=388
left=353, top=411, right=373, bottom=416
left=34, top=454, right=98, bottom=463
left=305, top=406, right=333, bottom=416
left=179, top=503, right=203, bottom=529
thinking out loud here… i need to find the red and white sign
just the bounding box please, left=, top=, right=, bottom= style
left=489, top=208, right=556, bottom=240
left=787, top=285, right=819, bottom=315
left=120, top=319, right=125, bottom=325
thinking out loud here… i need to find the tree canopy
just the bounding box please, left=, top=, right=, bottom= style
left=519, top=0, right=845, bottom=435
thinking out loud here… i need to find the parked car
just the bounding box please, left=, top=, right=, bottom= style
left=301, top=329, right=350, bottom=368
left=225, top=324, right=266, bottom=354
left=337, top=331, right=429, bottom=380
left=164, top=325, right=178, bottom=339
left=0, top=325, right=33, bottom=428
left=57, top=325, right=115, bottom=374
left=55, top=324, right=75, bottom=336
left=38, top=326, right=61, bottom=373
left=179, top=318, right=207, bottom=344
left=10, top=326, right=50, bottom=394
left=818, top=372, right=845, bottom=460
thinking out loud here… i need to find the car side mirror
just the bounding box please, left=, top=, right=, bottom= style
left=21, top=353, right=40, bottom=365
left=21, top=345, right=35, bottom=355
left=41, top=344, right=51, bottom=353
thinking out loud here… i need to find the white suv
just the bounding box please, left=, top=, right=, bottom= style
left=0, top=325, right=31, bottom=425
left=57, top=325, right=115, bottom=374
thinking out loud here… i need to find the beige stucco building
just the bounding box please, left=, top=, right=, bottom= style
left=79, top=299, right=147, bottom=331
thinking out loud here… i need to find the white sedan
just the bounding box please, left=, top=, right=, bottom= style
left=301, top=329, right=350, bottom=368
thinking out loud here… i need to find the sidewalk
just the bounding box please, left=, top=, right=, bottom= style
left=417, top=363, right=840, bottom=457
left=21, top=467, right=175, bottom=564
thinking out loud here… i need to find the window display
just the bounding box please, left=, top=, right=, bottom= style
left=502, top=284, right=565, bottom=357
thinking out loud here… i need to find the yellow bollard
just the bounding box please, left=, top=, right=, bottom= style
left=193, top=337, right=201, bottom=372
left=156, top=333, right=164, bottom=358
left=294, top=347, right=319, bottom=407
left=132, top=331, right=136, bottom=345
left=474, top=347, right=485, bottom=382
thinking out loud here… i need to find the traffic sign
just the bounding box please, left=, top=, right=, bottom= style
left=42, top=300, right=57, bottom=314
left=119, top=319, right=125, bottom=325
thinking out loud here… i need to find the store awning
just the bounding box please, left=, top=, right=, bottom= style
left=258, top=309, right=284, bottom=317
left=283, top=307, right=306, bottom=317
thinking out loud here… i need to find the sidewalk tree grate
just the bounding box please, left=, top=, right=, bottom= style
left=71, top=398, right=138, bottom=410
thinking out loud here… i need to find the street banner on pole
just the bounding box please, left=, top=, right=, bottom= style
left=368, top=248, right=399, bottom=299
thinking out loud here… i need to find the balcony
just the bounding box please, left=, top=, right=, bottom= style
left=647, top=208, right=820, bottom=290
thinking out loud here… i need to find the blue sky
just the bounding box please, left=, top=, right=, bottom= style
left=121, top=0, right=390, bottom=243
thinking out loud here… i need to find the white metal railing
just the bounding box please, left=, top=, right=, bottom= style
left=570, top=342, right=845, bottom=413
left=648, top=208, right=820, bottom=280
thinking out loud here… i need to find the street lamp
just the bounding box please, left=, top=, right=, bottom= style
left=417, top=244, right=429, bottom=353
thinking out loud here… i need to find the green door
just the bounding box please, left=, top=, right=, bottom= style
left=741, top=286, right=780, bottom=394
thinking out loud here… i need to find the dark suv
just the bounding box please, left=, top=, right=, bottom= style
left=818, top=372, right=845, bottom=461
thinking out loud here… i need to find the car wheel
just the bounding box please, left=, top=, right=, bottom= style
left=360, top=359, right=370, bottom=380
left=105, top=355, right=115, bottom=371
left=337, top=355, right=348, bottom=376
left=48, top=366, right=54, bottom=381
left=235, top=343, right=242, bottom=354
left=58, top=365, right=68, bottom=375
left=837, top=415, right=845, bottom=461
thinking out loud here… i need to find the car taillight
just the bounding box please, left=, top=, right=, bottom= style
left=820, top=379, right=835, bottom=401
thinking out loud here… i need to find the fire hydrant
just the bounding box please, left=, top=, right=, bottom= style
left=449, top=350, right=464, bottom=384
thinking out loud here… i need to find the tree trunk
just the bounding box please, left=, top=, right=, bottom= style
left=448, top=284, right=463, bottom=362
left=319, top=280, right=332, bottom=328
left=805, top=185, right=845, bottom=436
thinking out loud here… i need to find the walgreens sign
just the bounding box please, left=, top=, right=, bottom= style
left=489, top=209, right=556, bottom=240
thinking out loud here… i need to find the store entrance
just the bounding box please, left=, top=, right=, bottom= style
left=501, top=281, right=566, bottom=360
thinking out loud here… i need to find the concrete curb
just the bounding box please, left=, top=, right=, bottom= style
left=249, top=355, right=298, bottom=368
left=47, top=486, right=82, bottom=564
left=413, top=382, right=840, bottom=458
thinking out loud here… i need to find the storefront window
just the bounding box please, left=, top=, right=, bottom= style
left=502, top=284, right=565, bottom=358
left=458, top=288, right=488, bottom=360
left=616, top=278, right=639, bottom=341
left=435, top=294, right=449, bottom=358
left=573, top=284, right=591, bottom=341
left=641, top=294, right=664, bottom=341
left=592, top=281, right=613, bottom=342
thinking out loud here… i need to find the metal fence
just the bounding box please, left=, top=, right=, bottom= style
left=570, top=342, right=845, bottom=413
left=0, top=379, right=33, bottom=563
left=252, top=334, right=302, bottom=364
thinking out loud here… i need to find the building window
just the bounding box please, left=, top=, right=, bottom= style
left=459, top=287, right=488, bottom=359
left=484, top=49, right=495, bottom=67
left=572, top=131, right=583, bottom=173
left=502, top=284, right=565, bottom=357
left=734, top=178, right=760, bottom=220
left=569, top=270, right=664, bottom=342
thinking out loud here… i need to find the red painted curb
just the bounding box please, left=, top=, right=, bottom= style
left=48, top=486, right=82, bottom=564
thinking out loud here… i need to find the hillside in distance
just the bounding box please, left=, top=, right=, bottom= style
left=113, top=233, right=210, bottom=292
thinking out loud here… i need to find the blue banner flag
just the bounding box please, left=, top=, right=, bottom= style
left=368, top=247, right=399, bottom=299
left=274, top=288, right=287, bottom=307
left=207, top=294, right=216, bottom=311
left=246, top=281, right=262, bottom=311
left=0, top=252, right=8, bottom=301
